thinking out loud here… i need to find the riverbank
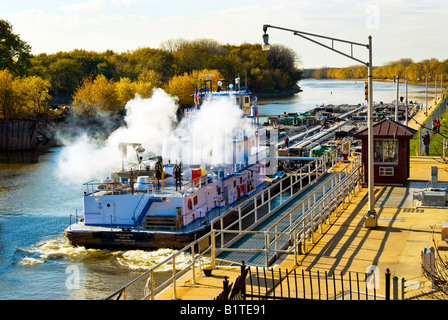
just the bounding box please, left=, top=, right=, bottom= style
left=252, top=84, right=302, bottom=99
left=302, top=76, right=444, bottom=88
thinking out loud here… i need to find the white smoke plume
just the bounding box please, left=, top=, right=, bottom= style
left=56, top=89, right=178, bottom=184
left=56, top=88, right=252, bottom=185
left=163, top=94, right=255, bottom=167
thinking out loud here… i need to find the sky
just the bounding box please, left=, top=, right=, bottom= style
left=1, top=0, right=447, bottom=69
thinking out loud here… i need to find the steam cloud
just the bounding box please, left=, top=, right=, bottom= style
left=56, top=89, right=251, bottom=184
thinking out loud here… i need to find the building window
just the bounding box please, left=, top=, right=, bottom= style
left=374, top=139, right=398, bottom=164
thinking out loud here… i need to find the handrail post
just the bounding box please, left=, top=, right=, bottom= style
left=280, top=179, right=283, bottom=203
left=238, top=206, right=242, bottom=231
left=265, top=231, right=269, bottom=268
left=254, top=197, right=258, bottom=223
left=150, top=270, right=155, bottom=300
left=293, top=230, right=298, bottom=265
left=172, top=256, right=178, bottom=300
left=268, top=188, right=271, bottom=212
left=290, top=174, right=293, bottom=197
left=191, top=244, right=197, bottom=285
left=392, top=276, right=398, bottom=300
left=211, top=230, right=216, bottom=268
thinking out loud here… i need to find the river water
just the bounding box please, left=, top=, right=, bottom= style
left=0, top=79, right=435, bottom=300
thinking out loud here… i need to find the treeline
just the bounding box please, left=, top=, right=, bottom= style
left=32, top=39, right=301, bottom=109
left=304, top=58, right=448, bottom=83
left=0, top=19, right=302, bottom=119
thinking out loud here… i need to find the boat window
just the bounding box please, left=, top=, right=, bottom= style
left=193, top=196, right=198, bottom=206
left=233, top=180, right=236, bottom=188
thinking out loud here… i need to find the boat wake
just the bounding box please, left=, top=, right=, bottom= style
left=17, top=236, right=200, bottom=272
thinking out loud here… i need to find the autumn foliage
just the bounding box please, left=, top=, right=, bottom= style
left=0, top=69, right=55, bottom=120
left=306, top=58, right=448, bottom=83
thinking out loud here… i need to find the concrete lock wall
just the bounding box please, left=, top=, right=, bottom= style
left=0, top=120, right=37, bottom=151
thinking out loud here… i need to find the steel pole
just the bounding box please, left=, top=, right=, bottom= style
left=435, top=73, right=438, bottom=102
left=405, top=76, right=408, bottom=126
left=366, top=35, right=376, bottom=221
left=425, top=74, right=428, bottom=115
left=395, top=75, right=399, bottom=121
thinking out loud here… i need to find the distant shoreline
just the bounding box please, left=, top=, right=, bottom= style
left=253, top=84, right=302, bottom=99
left=301, top=77, right=430, bottom=86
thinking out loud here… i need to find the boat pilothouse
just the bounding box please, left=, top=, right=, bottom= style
left=186, top=74, right=259, bottom=120
left=64, top=80, right=270, bottom=250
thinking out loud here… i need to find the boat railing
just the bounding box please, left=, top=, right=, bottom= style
left=82, top=170, right=218, bottom=198
left=105, top=144, right=359, bottom=300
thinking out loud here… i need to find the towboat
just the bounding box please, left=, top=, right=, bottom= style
left=64, top=80, right=274, bottom=250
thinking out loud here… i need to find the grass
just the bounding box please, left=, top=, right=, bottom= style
left=409, top=96, right=447, bottom=157
left=429, top=110, right=448, bottom=158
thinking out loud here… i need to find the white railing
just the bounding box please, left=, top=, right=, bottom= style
left=213, top=155, right=362, bottom=267
left=105, top=147, right=361, bottom=300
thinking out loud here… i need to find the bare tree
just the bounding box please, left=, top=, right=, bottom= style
left=421, top=228, right=448, bottom=299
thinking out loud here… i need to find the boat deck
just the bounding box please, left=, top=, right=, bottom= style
left=67, top=181, right=271, bottom=234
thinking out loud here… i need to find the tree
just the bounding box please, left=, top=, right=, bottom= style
left=0, top=69, right=16, bottom=118
left=165, top=69, right=225, bottom=107
left=72, top=75, right=154, bottom=116
left=115, top=77, right=137, bottom=107
left=72, top=75, right=121, bottom=116
left=0, top=69, right=53, bottom=119
left=421, top=229, right=448, bottom=299
left=0, top=19, right=31, bottom=76
left=15, top=75, right=52, bottom=118
left=165, top=73, right=196, bottom=107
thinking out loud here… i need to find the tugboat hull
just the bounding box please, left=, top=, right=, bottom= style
left=63, top=227, right=209, bottom=250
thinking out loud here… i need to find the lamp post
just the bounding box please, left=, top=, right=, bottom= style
left=405, top=76, right=408, bottom=126
left=262, top=25, right=377, bottom=226
left=394, top=75, right=399, bottom=121
left=425, top=73, right=428, bottom=115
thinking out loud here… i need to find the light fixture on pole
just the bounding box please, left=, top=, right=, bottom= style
left=262, top=25, right=270, bottom=51
left=262, top=24, right=376, bottom=227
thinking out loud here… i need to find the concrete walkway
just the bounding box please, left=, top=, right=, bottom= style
left=407, top=96, right=442, bottom=131
left=155, top=156, right=448, bottom=300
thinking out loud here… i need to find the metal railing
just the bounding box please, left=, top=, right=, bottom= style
left=212, top=155, right=362, bottom=267
left=210, top=152, right=332, bottom=245
left=105, top=145, right=360, bottom=300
